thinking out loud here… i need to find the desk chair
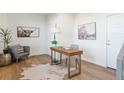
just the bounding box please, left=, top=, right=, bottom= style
left=65, top=44, right=79, bottom=68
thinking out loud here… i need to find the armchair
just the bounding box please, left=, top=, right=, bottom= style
left=8, top=44, right=30, bottom=62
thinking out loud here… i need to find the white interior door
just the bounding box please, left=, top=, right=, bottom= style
left=107, top=14, right=124, bottom=69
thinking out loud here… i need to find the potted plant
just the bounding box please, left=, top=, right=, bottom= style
left=0, top=28, right=12, bottom=54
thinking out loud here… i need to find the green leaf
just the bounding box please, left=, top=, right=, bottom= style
left=0, top=28, right=5, bottom=33
left=0, top=28, right=12, bottom=48
left=0, top=32, right=4, bottom=35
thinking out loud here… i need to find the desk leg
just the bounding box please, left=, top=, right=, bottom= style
left=54, top=51, right=56, bottom=62
left=67, top=54, right=81, bottom=78
left=51, top=50, right=62, bottom=65
left=51, top=50, right=53, bottom=65
left=68, top=56, right=71, bottom=78
left=60, top=53, right=62, bottom=64
left=79, top=54, right=81, bottom=74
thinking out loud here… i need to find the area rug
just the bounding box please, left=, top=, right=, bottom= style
left=20, top=63, right=74, bottom=80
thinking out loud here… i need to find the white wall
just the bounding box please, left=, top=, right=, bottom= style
left=74, top=13, right=110, bottom=67
left=46, top=13, right=74, bottom=54
left=5, top=13, right=47, bottom=55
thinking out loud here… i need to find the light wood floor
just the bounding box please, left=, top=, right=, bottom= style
left=0, top=54, right=115, bottom=80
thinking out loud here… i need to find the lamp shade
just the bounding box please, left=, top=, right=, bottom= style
left=51, top=24, right=61, bottom=34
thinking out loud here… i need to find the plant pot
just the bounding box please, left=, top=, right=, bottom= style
left=3, top=49, right=9, bottom=54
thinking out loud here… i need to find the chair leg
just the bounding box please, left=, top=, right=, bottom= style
left=25, top=56, right=27, bottom=60
left=27, top=56, right=28, bottom=59
left=16, top=59, right=18, bottom=63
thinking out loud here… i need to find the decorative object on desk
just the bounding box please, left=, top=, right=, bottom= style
left=78, top=22, right=96, bottom=40
left=0, top=28, right=12, bottom=54
left=64, top=47, right=70, bottom=50
left=51, top=24, right=61, bottom=47
left=58, top=46, right=66, bottom=50
left=17, top=26, right=40, bottom=37
left=20, top=63, right=75, bottom=80
left=51, top=39, right=58, bottom=47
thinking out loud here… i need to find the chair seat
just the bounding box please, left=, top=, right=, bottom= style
left=18, top=52, right=29, bottom=58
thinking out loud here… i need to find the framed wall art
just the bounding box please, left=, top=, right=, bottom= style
left=78, top=22, right=96, bottom=40
left=17, top=26, right=40, bottom=38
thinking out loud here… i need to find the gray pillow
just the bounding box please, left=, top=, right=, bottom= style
left=16, top=45, right=24, bottom=54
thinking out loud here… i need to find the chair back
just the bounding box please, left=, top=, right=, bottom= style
left=70, top=44, right=79, bottom=50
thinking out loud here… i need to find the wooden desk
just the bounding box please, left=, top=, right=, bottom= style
left=50, top=47, right=83, bottom=78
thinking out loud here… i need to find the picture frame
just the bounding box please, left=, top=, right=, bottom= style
left=78, top=22, right=96, bottom=40
left=17, top=26, right=40, bottom=38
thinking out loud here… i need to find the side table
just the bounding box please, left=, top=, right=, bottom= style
left=0, top=53, right=11, bottom=66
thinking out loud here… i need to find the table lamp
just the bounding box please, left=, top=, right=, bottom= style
left=51, top=24, right=61, bottom=47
